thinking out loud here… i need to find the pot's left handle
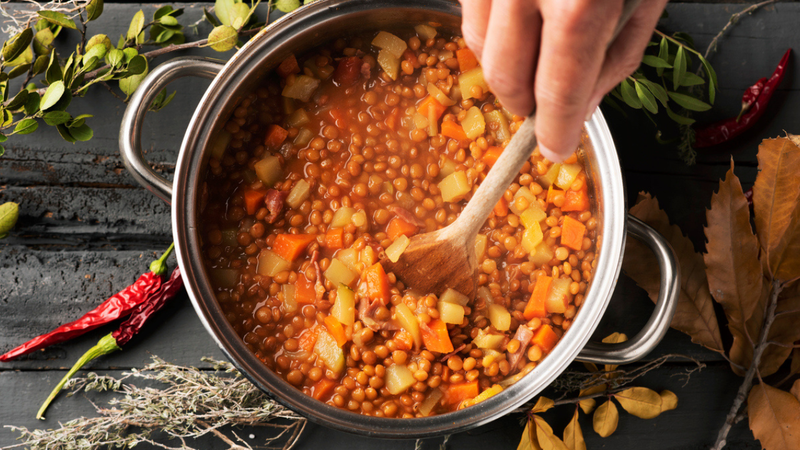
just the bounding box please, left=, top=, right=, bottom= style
left=120, top=56, right=224, bottom=204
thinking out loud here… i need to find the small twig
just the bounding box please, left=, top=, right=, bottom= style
left=711, top=279, right=784, bottom=450
left=702, top=0, right=778, bottom=60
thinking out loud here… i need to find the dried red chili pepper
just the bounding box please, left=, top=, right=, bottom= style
left=737, top=77, right=766, bottom=122
left=0, top=244, right=175, bottom=362
left=694, top=49, right=791, bottom=148
left=36, top=266, right=183, bottom=419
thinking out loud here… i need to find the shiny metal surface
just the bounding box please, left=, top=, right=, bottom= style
left=120, top=0, right=679, bottom=438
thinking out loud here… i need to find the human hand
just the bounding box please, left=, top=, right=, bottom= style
left=460, top=0, right=669, bottom=162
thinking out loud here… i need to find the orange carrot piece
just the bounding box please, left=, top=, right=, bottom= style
left=546, top=186, right=564, bottom=205
left=564, top=153, right=579, bottom=164
left=264, top=124, right=288, bottom=149
left=328, top=108, right=348, bottom=129
left=493, top=198, right=509, bottom=217
left=456, top=48, right=479, bottom=72
left=562, top=185, right=590, bottom=212
left=276, top=54, right=300, bottom=77
left=324, top=316, right=348, bottom=348
left=243, top=189, right=266, bottom=215
left=561, top=216, right=586, bottom=251
left=394, top=329, right=414, bottom=351
left=417, top=95, right=447, bottom=122
left=421, top=319, right=454, bottom=353
left=296, top=274, right=317, bottom=304
left=272, top=234, right=317, bottom=261
left=482, top=146, right=504, bottom=168
left=364, top=262, right=390, bottom=305
left=532, top=324, right=559, bottom=353
left=311, top=378, right=336, bottom=400
left=445, top=380, right=479, bottom=405
left=323, top=228, right=344, bottom=249
left=386, top=217, right=418, bottom=241
left=524, top=275, right=551, bottom=320
left=298, top=326, right=319, bottom=353
left=441, top=120, right=468, bottom=141
left=385, top=107, right=400, bottom=131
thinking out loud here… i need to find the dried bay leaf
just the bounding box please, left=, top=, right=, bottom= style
left=518, top=419, right=542, bottom=450
left=530, top=397, right=554, bottom=414
left=748, top=384, right=800, bottom=450
left=592, top=400, right=618, bottom=438
left=578, top=398, right=596, bottom=415
left=534, top=415, right=570, bottom=450
left=625, top=193, right=724, bottom=352
left=659, top=390, right=678, bottom=412
left=753, top=136, right=800, bottom=282
left=613, top=387, right=662, bottom=419
left=563, top=410, right=586, bottom=450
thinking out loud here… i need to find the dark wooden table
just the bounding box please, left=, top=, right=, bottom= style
left=1, top=1, right=797, bottom=448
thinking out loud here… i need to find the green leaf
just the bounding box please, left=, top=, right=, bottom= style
left=127, top=10, right=145, bottom=41
left=657, top=36, right=669, bottom=77
left=639, top=79, right=669, bottom=107
left=13, top=118, right=38, bottom=135
left=204, top=7, right=221, bottom=27
left=46, top=50, right=62, bottom=84
left=106, top=48, right=124, bottom=68
left=673, top=32, right=695, bottom=50
left=154, top=5, right=174, bottom=20
left=0, top=133, right=6, bottom=142
left=119, top=59, right=148, bottom=96
left=3, top=28, right=34, bottom=62
left=672, top=46, right=686, bottom=90
left=49, top=88, right=72, bottom=111
left=620, top=79, right=642, bottom=109
left=0, top=73, right=7, bottom=82
left=122, top=48, right=138, bottom=63
left=86, top=0, right=104, bottom=21
left=69, top=113, right=92, bottom=128
left=56, top=124, right=76, bottom=143
left=32, top=54, right=48, bottom=74
left=275, top=0, right=301, bottom=13
left=24, top=92, right=40, bottom=115
left=668, top=91, right=711, bottom=112
left=8, top=64, right=31, bottom=79
left=229, top=3, right=250, bottom=30
left=6, top=90, right=28, bottom=110
left=155, top=29, right=175, bottom=44
left=40, top=80, right=64, bottom=110
left=43, top=110, right=71, bottom=125
left=215, top=0, right=236, bottom=27
left=0, top=202, right=20, bottom=239
left=665, top=106, right=695, bottom=125
left=208, top=25, right=238, bottom=52
left=126, top=55, right=147, bottom=75
left=642, top=55, right=672, bottom=69
left=69, top=123, right=93, bottom=141
left=149, top=89, right=177, bottom=111
left=680, top=71, right=705, bottom=87
left=37, top=11, right=77, bottom=30
left=699, top=55, right=718, bottom=104
left=160, top=15, right=179, bottom=27
left=0, top=144, right=4, bottom=157
left=6, top=47, right=33, bottom=68
left=2, top=110, right=12, bottom=127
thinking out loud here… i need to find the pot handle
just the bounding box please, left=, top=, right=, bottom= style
left=119, top=56, right=224, bottom=204
left=576, top=215, right=680, bottom=365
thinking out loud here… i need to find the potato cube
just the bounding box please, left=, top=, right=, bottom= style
left=438, top=171, right=470, bottom=202
left=460, top=106, right=486, bottom=139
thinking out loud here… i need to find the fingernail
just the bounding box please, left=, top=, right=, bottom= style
left=538, top=143, right=565, bottom=163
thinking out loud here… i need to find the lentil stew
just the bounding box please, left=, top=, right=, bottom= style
left=199, top=25, right=598, bottom=418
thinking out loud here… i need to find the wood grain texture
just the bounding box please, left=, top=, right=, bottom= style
left=1, top=1, right=798, bottom=449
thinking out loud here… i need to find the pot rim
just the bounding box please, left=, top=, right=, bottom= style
left=171, top=0, right=626, bottom=438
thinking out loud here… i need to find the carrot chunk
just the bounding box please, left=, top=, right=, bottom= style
left=296, top=274, right=316, bottom=304
left=441, top=120, right=468, bottom=141
left=560, top=216, right=586, bottom=251
left=323, top=228, right=344, bottom=249
left=524, top=275, right=551, bottom=320
left=264, top=124, right=288, bottom=149
left=272, top=234, right=317, bottom=261
left=386, top=217, right=418, bottom=241
left=417, top=95, right=447, bottom=122
left=298, top=326, right=319, bottom=353
left=311, top=378, right=336, bottom=400
left=421, top=319, right=454, bottom=353
left=445, top=381, right=479, bottom=406
left=276, top=54, right=300, bottom=77
left=328, top=108, right=348, bottom=129
left=324, top=316, right=348, bottom=347
left=385, top=107, right=400, bottom=131
left=394, top=329, right=415, bottom=351
left=493, top=197, right=509, bottom=217
left=532, top=324, right=559, bottom=353
left=456, top=48, right=479, bottom=72
left=364, top=262, right=391, bottom=305
left=546, top=185, right=564, bottom=205
left=481, top=146, right=504, bottom=168
left=562, top=185, right=590, bottom=212
left=243, top=189, right=266, bottom=215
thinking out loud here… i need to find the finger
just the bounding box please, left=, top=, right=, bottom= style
left=585, top=0, right=670, bottom=119
left=459, top=0, right=492, bottom=59
left=534, top=0, right=623, bottom=162
left=480, top=0, right=541, bottom=116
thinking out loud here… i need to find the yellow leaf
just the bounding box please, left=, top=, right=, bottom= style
left=659, top=390, right=678, bottom=412
left=533, top=415, right=570, bottom=450
left=792, top=380, right=800, bottom=403
left=592, top=400, right=618, bottom=438
left=625, top=193, right=724, bottom=353
left=748, top=384, right=800, bottom=450
left=518, top=419, right=542, bottom=450
left=531, top=396, right=554, bottom=414
left=704, top=162, right=763, bottom=342
left=580, top=384, right=607, bottom=397
left=613, top=387, right=662, bottom=419
left=753, top=135, right=800, bottom=282
left=563, top=409, right=586, bottom=450
left=601, top=332, right=628, bottom=372
left=578, top=398, right=596, bottom=415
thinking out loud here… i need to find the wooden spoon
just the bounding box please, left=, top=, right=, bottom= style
left=382, top=0, right=643, bottom=298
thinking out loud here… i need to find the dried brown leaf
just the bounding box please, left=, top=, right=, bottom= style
left=563, top=409, right=586, bottom=450
left=613, top=386, right=662, bottom=419
left=748, top=383, right=800, bottom=450
left=790, top=348, right=800, bottom=378
left=531, top=396, right=554, bottom=414
left=753, top=135, right=800, bottom=282
left=534, top=415, right=570, bottom=450
left=578, top=398, right=596, bottom=415
left=602, top=333, right=628, bottom=372
left=704, top=162, right=763, bottom=332
left=728, top=280, right=769, bottom=376
left=579, top=384, right=605, bottom=413
left=763, top=281, right=800, bottom=374
left=518, top=419, right=542, bottom=450
left=592, top=400, right=618, bottom=438
left=625, top=193, right=724, bottom=352
left=659, top=390, right=678, bottom=412
left=792, top=380, right=800, bottom=403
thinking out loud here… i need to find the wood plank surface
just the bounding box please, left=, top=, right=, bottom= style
left=1, top=1, right=797, bottom=448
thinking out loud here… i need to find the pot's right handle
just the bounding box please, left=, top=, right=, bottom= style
left=119, top=56, right=224, bottom=204
left=576, top=215, right=680, bottom=365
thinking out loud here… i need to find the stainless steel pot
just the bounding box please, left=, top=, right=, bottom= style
left=120, top=0, right=679, bottom=438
